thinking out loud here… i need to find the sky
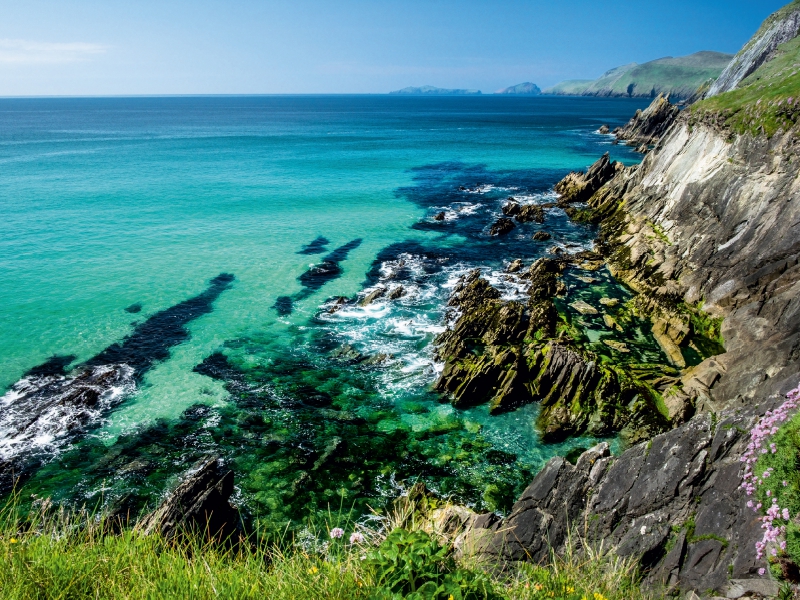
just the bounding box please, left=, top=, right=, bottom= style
left=0, top=0, right=788, bottom=96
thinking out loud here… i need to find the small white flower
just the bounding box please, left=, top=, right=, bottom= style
left=640, top=525, right=647, bottom=536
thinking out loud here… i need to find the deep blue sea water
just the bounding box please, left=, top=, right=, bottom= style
left=0, top=95, right=652, bottom=526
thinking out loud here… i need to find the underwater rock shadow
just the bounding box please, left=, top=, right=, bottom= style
left=295, top=238, right=362, bottom=300
left=297, top=236, right=330, bottom=255
left=85, top=273, right=235, bottom=380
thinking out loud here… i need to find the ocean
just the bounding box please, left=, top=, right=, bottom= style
left=0, top=95, right=654, bottom=527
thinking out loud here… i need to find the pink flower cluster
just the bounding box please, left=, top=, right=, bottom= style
left=739, top=385, right=800, bottom=564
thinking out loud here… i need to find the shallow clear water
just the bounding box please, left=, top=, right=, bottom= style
left=0, top=95, right=652, bottom=525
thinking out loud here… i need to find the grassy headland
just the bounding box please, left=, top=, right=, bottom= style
left=545, top=52, right=732, bottom=100
left=690, top=34, right=800, bottom=136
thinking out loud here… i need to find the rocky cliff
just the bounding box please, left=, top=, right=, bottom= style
left=614, top=93, right=680, bottom=147
left=587, top=116, right=800, bottom=414
left=461, top=399, right=782, bottom=597
left=707, top=1, right=800, bottom=97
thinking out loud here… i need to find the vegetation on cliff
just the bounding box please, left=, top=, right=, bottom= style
left=0, top=496, right=649, bottom=600
left=743, top=385, right=800, bottom=580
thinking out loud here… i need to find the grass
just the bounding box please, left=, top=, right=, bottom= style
left=690, top=34, right=800, bottom=136
left=0, top=495, right=653, bottom=600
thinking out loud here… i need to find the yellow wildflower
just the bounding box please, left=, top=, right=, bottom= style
left=308, top=566, right=318, bottom=574
left=567, top=587, right=575, bottom=593
left=10, top=538, right=17, bottom=544
left=448, top=596, right=455, bottom=600
left=593, top=594, right=607, bottom=600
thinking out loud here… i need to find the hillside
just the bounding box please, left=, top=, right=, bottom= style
left=692, top=33, right=800, bottom=135
left=389, top=85, right=482, bottom=95
left=544, top=51, right=733, bottom=100
left=494, top=82, right=541, bottom=95
left=707, top=0, right=800, bottom=96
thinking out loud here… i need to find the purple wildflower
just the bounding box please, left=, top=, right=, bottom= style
left=329, top=527, right=344, bottom=539
left=349, top=532, right=365, bottom=544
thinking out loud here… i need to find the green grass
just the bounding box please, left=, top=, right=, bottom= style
left=0, top=498, right=652, bottom=600
left=690, top=35, right=800, bottom=136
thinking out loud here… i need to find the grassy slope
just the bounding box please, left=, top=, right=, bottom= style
left=545, top=79, right=596, bottom=94
left=690, top=36, right=800, bottom=136
left=545, top=52, right=731, bottom=99
left=0, top=501, right=650, bottom=600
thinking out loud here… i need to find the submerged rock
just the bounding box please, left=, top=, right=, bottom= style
left=602, top=339, right=629, bottom=352
left=433, top=211, right=446, bottom=221
left=570, top=300, right=598, bottom=315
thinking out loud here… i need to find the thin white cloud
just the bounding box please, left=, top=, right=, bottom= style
left=0, top=39, right=107, bottom=65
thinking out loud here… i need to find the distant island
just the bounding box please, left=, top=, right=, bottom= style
left=389, top=85, right=482, bottom=95
left=543, top=51, right=733, bottom=100
left=494, top=82, right=541, bottom=95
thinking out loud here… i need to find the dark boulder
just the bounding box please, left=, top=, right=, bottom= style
left=532, top=231, right=551, bottom=241
left=514, top=204, right=545, bottom=224
left=433, top=211, right=446, bottom=221
left=489, top=218, right=516, bottom=236
left=502, top=200, right=520, bottom=216
left=138, top=457, right=240, bottom=542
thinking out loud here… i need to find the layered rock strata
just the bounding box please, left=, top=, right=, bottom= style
left=579, top=115, right=800, bottom=416
left=138, top=456, right=240, bottom=542
left=707, top=2, right=800, bottom=97
left=553, top=153, right=621, bottom=204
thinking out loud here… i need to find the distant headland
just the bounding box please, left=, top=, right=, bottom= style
left=389, top=85, right=482, bottom=95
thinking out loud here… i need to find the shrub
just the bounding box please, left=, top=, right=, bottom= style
left=365, top=528, right=500, bottom=599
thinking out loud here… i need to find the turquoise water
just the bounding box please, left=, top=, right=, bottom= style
left=0, top=95, right=651, bottom=525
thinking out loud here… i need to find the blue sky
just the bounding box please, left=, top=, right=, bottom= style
left=0, top=0, right=787, bottom=95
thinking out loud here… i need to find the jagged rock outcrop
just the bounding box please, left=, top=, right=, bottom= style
left=461, top=399, right=782, bottom=597
left=615, top=93, right=680, bottom=146
left=504, top=200, right=546, bottom=224
left=707, top=2, right=800, bottom=97
left=554, top=153, right=621, bottom=204
left=138, top=457, right=240, bottom=541
left=434, top=263, right=669, bottom=441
